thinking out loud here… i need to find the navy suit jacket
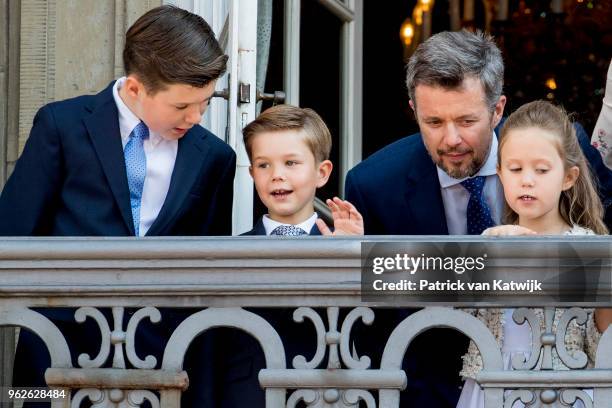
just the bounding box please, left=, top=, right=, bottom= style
left=0, top=82, right=236, bottom=236
left=344, top=123, right=612, bottom=408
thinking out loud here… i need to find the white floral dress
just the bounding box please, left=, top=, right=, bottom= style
left=457, top=226, right=602, bottom=408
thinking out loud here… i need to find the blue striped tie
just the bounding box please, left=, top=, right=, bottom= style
left=124, top=121, right=149, bottom=236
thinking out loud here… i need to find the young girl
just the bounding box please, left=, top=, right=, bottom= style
left=457, top=100, right=612, bottom=408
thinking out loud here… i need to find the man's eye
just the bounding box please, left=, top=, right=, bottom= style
left=462, top=119, right=476, bottom=126
left=176, top=105, right=188, bottom=110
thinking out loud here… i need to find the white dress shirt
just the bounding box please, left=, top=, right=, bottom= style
left=112, top=77, right=178, bottom=236
left=437, top=132, right=504, bottom=235
left=262, top=213, right=318, bottom=235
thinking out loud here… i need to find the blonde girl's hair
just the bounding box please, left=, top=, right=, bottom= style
left=498, top=100, right=608, bottom=234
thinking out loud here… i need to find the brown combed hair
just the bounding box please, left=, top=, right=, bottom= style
left=242, top=104, right=332, bottom=163
left=499, top=100, right=608, bottom=234
left=124, top=5, right=228, bottom=93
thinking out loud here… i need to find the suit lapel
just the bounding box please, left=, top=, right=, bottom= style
left=147, top=129, right=211, bottom=235
left=404, top=139, right=448, bottom=235
left=84, top=83, right=135, bottom=235
left=309, top=223, right=322, bottom=235
left=252, top=218, right=267, bottom=235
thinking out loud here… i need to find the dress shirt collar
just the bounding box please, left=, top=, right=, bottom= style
left=262, top=212, right=318, bottom=236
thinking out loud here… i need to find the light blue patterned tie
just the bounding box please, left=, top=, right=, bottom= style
left=124, top=121, right=149, bottom=236
left=460, top=176, right=495, bottom=235
left=270, top=225, right=308, bottom=236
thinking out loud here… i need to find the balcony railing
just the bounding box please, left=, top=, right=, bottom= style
left=0, top=236, right=611, bottom=408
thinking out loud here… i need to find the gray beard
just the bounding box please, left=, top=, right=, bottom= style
left=438, top=155, right=484, bottom=179
left=429, top=126, right=494, bottom=179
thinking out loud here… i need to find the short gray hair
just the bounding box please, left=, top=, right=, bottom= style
left=406, top=30, right=504, bottom=111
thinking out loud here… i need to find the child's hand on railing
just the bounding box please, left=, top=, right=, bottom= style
left=482, top=225, right=537, bottom=236
left=316, top=197, right=364, bottom=236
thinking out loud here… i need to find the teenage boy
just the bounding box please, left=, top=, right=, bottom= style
left=214, top=104, right=362, bottom=406
left=0, top=5, right=235, bottom=403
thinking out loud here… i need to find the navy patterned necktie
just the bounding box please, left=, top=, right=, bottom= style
left=124, top=121, right=149, bottom=236
left=270, top=225, right=308, bottom=236
left=460, top=176, right=495, bottom=235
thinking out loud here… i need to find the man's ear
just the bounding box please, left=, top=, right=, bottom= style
left=563, top=166, right=580, bottom=191
left=492, top=95, right=507, bottom=128
left=409, top=100, right=415, bottom=112
left=316, top=160, right=333, bottom=188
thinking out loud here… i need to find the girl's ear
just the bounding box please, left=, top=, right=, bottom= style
left=496, top=165, right=503, bottom=183
left=316, top=160, right=333, bottom=188
left=562, top=166, right=580, bottom=191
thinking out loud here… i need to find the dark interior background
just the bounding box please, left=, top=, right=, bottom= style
left=255, top=0, right=612, bottom=219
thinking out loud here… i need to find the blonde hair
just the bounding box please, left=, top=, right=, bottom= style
left=498, top=100, right=608, bottom=234
left=242, top=104, right=332, bottom=163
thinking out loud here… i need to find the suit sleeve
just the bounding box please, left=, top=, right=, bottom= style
left=345, top=169, right=372, bottom=234
left=202, top=149, right=236, bottom=236
left=575, top=123, right=612, bottom=231
left=0, top=105, right=62, bottom=235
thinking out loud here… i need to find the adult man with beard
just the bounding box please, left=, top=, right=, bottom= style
left=345, top=30, right=612, bottom=407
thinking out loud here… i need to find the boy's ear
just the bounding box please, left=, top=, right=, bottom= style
left=563, top=166, right=580, bottom=190
left=316, top=160, right=333, bottom=188
left=248, top=165, right=253, bottom=178
left=124, top=75, right=145, bottom=98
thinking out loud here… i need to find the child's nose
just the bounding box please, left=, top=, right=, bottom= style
left=271, top=166, right=286, bottom=180
left=521, top=172, right=535, bottom=186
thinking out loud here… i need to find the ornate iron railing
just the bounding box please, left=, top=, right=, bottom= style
left=0, top=236, right=610, bottom=408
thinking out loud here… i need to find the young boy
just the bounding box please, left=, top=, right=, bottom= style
left=241, top=104, right=362, bottom=236
left=0, top=6, right=235, bottom=404
left=214, top=105, right=363, bottom=407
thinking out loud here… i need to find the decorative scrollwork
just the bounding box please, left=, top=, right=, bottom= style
left=343, top=389, right=375, bottom=408
left=71, top=388, right=160, bottom=408
left=127, top=390, right=161, bottom=408
left=560, top=389, right=593, bottom=408
left=326, top=308, right=341, bottom=369
left=71, top=388, right=104, bottom=408
left=293, top=307, right=326, bottom=369
left=75, top=306, right=161, bottom=369
left=504, top=390, right=535, bottom=408
left=126, top=307, right=161, bottom=369
left=340, top=307, right=374, bottom=369
left=556, top=308, right=589, bottom=369
left=286, top=389, right=318, bottom=407
left=293, top=307, right=376, bottom=370
left=74, top=307, right=111, bottom=368
left=511, top=308, right=542, bottom=370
